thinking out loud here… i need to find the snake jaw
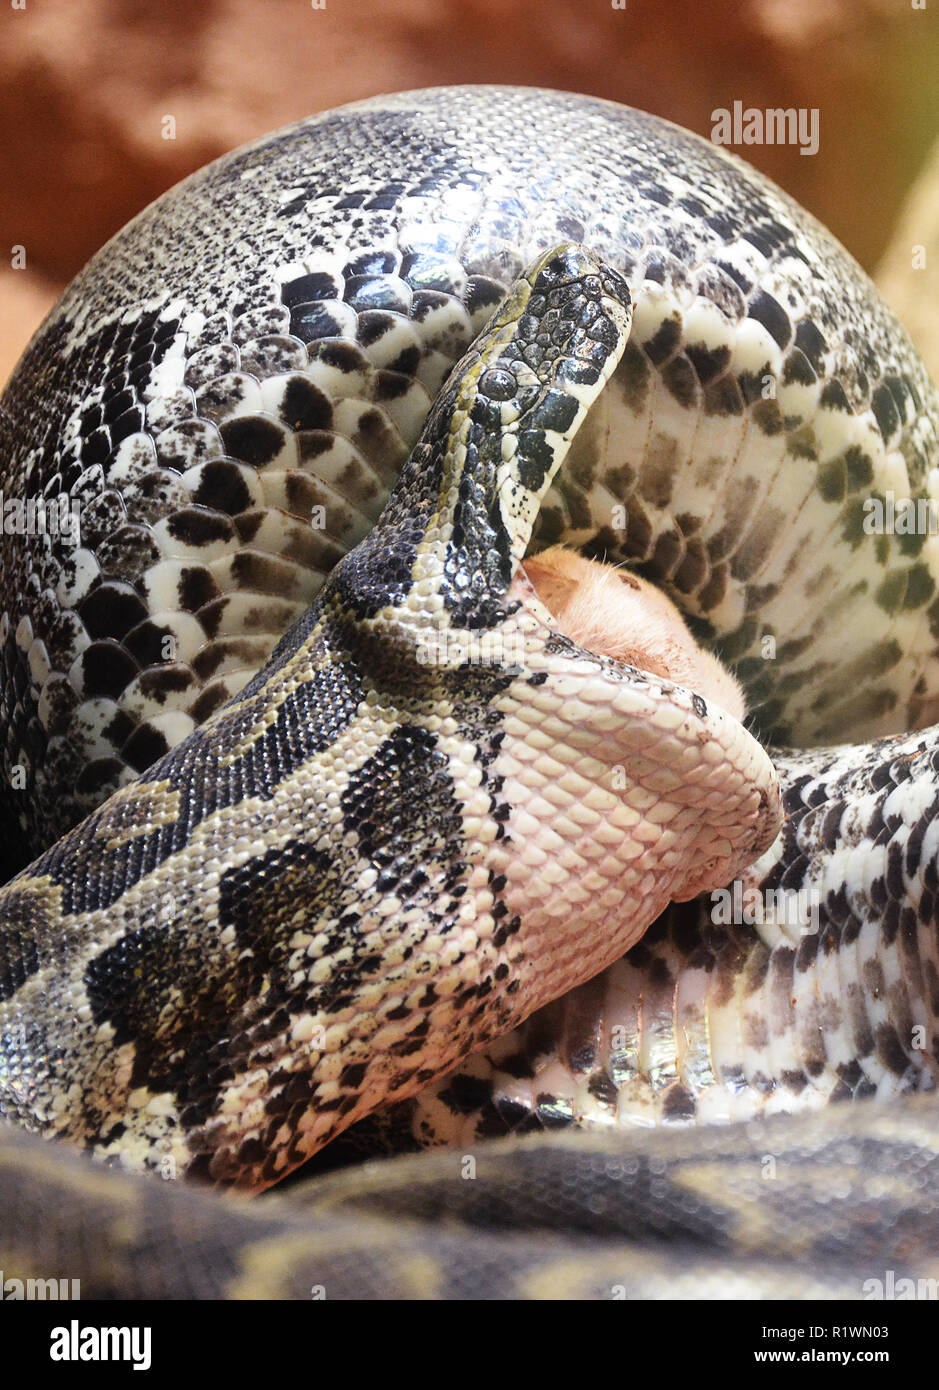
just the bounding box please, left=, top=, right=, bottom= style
left=518, top=545, right=782, bottom=888
left=483, top=551, right=782, bottom=1010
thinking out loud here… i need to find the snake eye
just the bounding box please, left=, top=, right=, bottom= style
left=479, top=367, right=518, bottom=401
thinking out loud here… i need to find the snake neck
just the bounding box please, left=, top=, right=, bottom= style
left=368, top=728, right=939, bottom=1149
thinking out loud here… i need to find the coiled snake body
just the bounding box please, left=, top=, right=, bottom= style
left=2, top=86, right=939, bottom=1298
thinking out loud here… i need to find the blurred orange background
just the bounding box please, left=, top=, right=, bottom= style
left=2, top=0, right=938, bottom=383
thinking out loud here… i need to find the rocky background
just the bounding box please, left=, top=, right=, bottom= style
left=1, top=0, right=938, bottom=383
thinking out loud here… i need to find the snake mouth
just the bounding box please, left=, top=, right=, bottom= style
left=669, top=782, right=782, bottom=904
left=521, top=545, right=748, bottom=723
left=518, top=543, right=783, bottom=884
left=494, top=545, right=782, bottom=971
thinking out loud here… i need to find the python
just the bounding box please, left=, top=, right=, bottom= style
left=0, top=86, right=937, bottom=1298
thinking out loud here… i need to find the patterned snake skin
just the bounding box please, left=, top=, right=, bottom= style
left=2, top=86, right=939, bottom=1299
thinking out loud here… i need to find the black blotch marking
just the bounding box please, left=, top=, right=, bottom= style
left=662, top=1084, right=696, bottom=1120
left=345, top=275, right=410, bottom=315
left=121, top=723, right=170, bottom=773
left=281, top=272, right=342, bottom=307
left=871, top=383, right=901, bottom=442
left=343, top=250, right=400, bottom=280
left=290, top=302, right=346, bottom=345
left=75, top=757, right=125, bottom=798
left=280, top=377, right=333, bottom=431
left=748, top=290, right=791, bottom=349
left=167, top=508, right=234, bottom=548
left=78, top=641, right=139, bottom=698
left=78, top=583, right=150, bottom=641
left=875, top=1022, right=910, bottom=1076
left=686, top=343, right=731, bottom=385
left=780, top=348, right=817, bottom=393
left=221, top=416, right=286, bottom=468
left=437, top=1072, right=493, bottom=1115
left=178, top=566, right=220, bottom=613
left=661, top=355, right=698, bottom=409
left=819, top=379, right=851, bottom=414
left=642, top=316, right=681, bottom=366
left=189, top=460, right=253, bottom=516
